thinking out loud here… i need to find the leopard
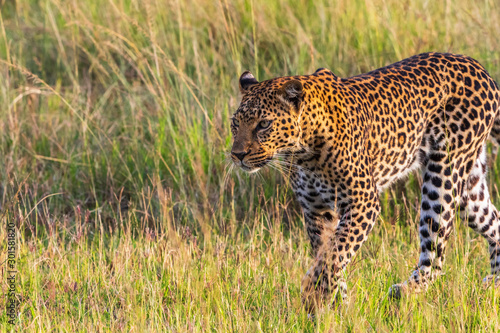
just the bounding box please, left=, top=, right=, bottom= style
left=229, top=52, right=500, bottom=311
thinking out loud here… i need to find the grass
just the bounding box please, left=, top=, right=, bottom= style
left=0, top=0, right=500, bottom=331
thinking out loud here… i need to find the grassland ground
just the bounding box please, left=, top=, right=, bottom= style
left=0, top=0, right=500, bottom=331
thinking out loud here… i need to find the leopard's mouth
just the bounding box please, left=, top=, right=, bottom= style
left=237, top=157, right=273, bottom=173
left=240, top=164, right=261, bottom=173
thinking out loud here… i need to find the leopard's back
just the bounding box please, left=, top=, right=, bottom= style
left=335, top=53, right=500, bottom=189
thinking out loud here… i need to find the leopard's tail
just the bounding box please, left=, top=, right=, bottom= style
left=489, top=112, right=500, bottom=148
left=488, top=83, right=500, bottom=148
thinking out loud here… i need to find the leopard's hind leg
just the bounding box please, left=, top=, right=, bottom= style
left=460, top=145, right=500, bottom=288
left=390, top=144, right=500, bottom=299
left=389, top=144, right=467, bottom=298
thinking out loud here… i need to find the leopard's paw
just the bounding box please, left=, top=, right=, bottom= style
left=388, top=282, right=408, bottom=300
left=482, top=275, right=500, bottom=290
left=301, top=271, right=321, bottom=313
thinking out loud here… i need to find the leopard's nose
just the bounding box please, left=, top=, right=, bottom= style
left=232, top=149, right=250, bottom=161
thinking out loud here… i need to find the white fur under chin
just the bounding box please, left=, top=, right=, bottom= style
left=234, top=161, right=261, bottom=173
left=245, top=167, right=261, bottom=174
left=238, top=163, right=261, bottom=173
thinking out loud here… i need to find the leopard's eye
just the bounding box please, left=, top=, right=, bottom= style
left=258, top=120, right=272, bottom=130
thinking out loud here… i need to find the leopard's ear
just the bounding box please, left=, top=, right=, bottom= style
left=314, top=67, right=330, bottom=75
left=239, top=71, right=259, bottom=93
left=279, top=80, right=303, bottom=113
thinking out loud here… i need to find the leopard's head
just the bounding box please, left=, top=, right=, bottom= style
left=230, top=71, right=305, bottom=173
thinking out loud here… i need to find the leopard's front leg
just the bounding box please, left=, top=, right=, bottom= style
left=301, top=184, right=380, bottom=312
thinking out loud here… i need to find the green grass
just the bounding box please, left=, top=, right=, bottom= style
left=1, top=0, right=500, bottom=331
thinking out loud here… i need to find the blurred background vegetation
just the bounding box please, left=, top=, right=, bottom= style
left=1, top=0, right=499, bottom=331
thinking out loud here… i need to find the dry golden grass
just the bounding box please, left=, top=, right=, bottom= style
left=1, top=0, right=500, bottom=331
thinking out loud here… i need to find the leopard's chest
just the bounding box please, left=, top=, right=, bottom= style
left=290, top=165, right=345, bottom=216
